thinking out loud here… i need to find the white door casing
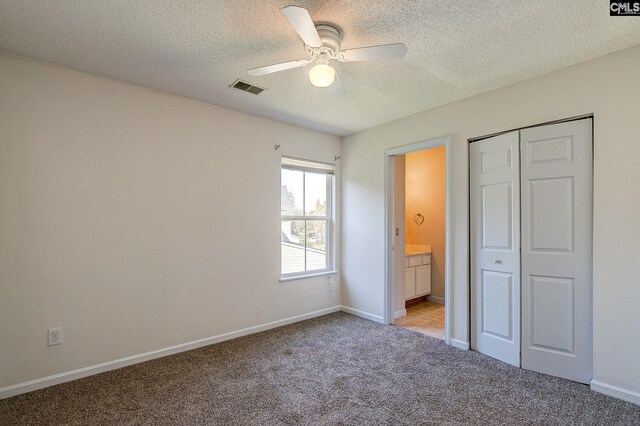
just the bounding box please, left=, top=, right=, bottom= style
left=520, top=119, right=593, bottom=383
left=393, top=156, right=407, bottom=316
left=470, top=131, right=521, bottom=367
left=385, top=135, right=451, bottom=339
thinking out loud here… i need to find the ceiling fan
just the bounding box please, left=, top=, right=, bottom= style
left=247, top=6, right=407, bottom=94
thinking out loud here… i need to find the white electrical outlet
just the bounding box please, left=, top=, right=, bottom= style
left=329, top=277, right=336, bottom=293
left=48, top=327, right=63, bottom=346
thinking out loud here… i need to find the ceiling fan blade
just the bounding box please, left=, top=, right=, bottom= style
left=328, top=72, right=345, bottom=97
left=338, top=43, right=407, bottom=62
left=282, top=6, right=322, bottom=48
left=247, top=59, right=309, bottom=76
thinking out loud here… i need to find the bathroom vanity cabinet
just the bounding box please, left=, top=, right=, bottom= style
left=405, top=253, right=431, bottom=300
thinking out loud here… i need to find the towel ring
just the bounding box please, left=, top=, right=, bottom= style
left=414, top=213, right=424, bottom=225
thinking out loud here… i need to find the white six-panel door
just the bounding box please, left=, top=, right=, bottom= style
left=470, top=118, right=593, bottom=383
left=520, top=119, right=593, bottom=383
left=470, top=131, right=521, bottom=367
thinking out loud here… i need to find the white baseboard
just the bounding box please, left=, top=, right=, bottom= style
left=450, top=338, right=470, bottom=351
left=340, top=306, right=384, bottom=323
left=0, top=305, right=342, bottom=400
left=393, top=309, right=407, bottom=319
left=426, top=295, right=445, bottom=304
left=591, top=380, right=640, bottom=406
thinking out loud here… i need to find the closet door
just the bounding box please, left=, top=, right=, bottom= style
left=520, top=119, right=593, bottom=383
left=470, top=131, right=521, bottom=367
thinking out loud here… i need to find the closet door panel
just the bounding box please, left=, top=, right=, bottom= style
left=528, top=177, right=574, bottom=252
left=520, top=118, right=593, bottom=384
left=470, top=131, right=521, bottom=367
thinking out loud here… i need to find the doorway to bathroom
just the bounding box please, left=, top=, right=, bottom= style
left=384, top=136, right=452, bottom=343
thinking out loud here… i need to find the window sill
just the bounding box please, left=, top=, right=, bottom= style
left=279, top=270, right=338, bottom=282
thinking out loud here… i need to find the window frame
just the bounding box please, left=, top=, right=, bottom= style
left=280, top=156, right=334, bottom=280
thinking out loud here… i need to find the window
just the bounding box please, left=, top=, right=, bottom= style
left=281, top=157, right=334, bottom=277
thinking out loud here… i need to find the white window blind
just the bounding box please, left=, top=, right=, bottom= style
left=281, top=156, right=335, bottom=175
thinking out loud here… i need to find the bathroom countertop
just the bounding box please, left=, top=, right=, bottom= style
left=405, top=244, right=432, bottom=256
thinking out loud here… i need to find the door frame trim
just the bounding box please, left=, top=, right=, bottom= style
left=383, top=136, right=453, bottom=346
left=468, top=113, right=594, bottom=143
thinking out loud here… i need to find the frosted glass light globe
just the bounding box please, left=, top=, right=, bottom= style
left=309, top=63, right=335, bottom=88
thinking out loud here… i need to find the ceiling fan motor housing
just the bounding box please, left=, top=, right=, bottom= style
left=315, top=24, right=341, bottom=54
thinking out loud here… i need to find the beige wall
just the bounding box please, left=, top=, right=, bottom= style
left=0, top=53, right=341, bottom=390
left=341, top=44, right=640, bottom=400
left=405, top=147, right=446, bottom=299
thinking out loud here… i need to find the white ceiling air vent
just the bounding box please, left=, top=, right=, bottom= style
left=230, top=79, right=265, bottom=95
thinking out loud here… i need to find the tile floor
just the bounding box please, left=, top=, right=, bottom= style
left=394, top=300, right=445, bottom=339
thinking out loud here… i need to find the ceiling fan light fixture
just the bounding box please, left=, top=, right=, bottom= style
left=247, top=6, right=407, bottom=95
left=309, top=63, right=335, bottom=87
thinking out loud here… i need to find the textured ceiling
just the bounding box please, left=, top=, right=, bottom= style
left=1, top=1, right=639, bottom=136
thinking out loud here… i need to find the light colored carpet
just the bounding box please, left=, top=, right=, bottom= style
left=1, top=312, right=639, bottom=425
